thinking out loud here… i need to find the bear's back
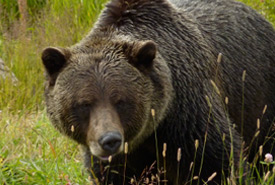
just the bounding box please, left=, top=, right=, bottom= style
left=173, top=0, right=275, bottom=147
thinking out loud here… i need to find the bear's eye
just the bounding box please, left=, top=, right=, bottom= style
left=80, top=103, right=92, bottom=112
left=115, top=99, right=135, bottom=113
left=115, top=100, right=126, bottom=109
left=73, top=102, right=93, bottom=119
left=70, top=103, right=91, bottom=126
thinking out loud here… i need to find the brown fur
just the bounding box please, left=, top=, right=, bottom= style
left=42, top=0, right=275, bottom=184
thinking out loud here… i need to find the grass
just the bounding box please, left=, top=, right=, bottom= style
left=0, top=0, right=275, bottom=184
left=0, top=0, right=107, bottom=184
left=0, top=110, right=89, bottom=184
left=241, top=0, right=275, bottom=27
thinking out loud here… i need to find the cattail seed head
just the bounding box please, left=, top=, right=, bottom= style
left=217, top=53, right=222, bottom=64
left=210, top=80, right=221, bottom=95
left=263, top=105, right=267, bottom=115
left=71, top=125, right=75, bottom=132
left=177, top=148, right=181, bottom=162
left=259, top=145, right=263, bottom=157
left=242, top=70, right=246, bottom=82
left=162, top=143, right=167, bottom=157
left=225, top=97, right=229, bottom=105
left=124, top=142, right=128, bottom=154
left=207, top=172, right=217, bottom=182
left=205, top=95, right=212, bottom=108
left=151, top=109, right=155, bottom=117
left=189, top=162, right=193, bottom=171
left=254, top=130, right=260, bottom=137
left=195, top=139, right=199, bottom=150
left=108, top=155, right=112, bottom=163
left=257, top=119, right=260, bottom=130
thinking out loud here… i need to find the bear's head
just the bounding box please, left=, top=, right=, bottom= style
left=41, top=37, right=172, bottom=161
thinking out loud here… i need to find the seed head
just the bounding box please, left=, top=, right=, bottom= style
left=151, top=109, right=155, bottom=117
left=124, top=142, right=128, bottom=154
left=263, top=105, right=267, bottom=115
left=257, top=119, right=260, bottom=130
left=71, top=125, right=75, bottom=132
left=205, top=95, right=212, bottom=108
left=217, top=53, right=222, bottom=64
left=254, top=130, right=260, bottom=137
left=225, top=97, right=229, bottom=105
left=259, top=145, right=263, bottom=157
left=210, top=80, right=221, bottom=95
left=189, top=162, right=193, bottom=171
left=207, top=172, right=217, bottom=182
left=108, top=155, right=112, bottom=163
left=195, top=139, right=199, bottom=150
left=162, top=143, right=167, bottom=157
left=177, top=148, right=181, bottom=162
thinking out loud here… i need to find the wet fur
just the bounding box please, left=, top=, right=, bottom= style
left=42, top=0, right=275, bottom=184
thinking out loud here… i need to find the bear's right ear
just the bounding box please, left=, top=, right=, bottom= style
left=123, top=41, right=157, bottom=72
left=41, top=47, right=70, bottom=86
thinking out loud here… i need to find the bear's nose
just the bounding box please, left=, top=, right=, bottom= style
left=98, top=132, right=122, bottom=154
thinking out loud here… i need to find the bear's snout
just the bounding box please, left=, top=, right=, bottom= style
left=98, top=131, right=122, bottom=155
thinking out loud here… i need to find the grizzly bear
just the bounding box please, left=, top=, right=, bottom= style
left=41, top=0, right=275, bottom=184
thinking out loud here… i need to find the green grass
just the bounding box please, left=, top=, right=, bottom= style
left=241, top=0, right=275, bottom=27
left=0, top=110, right=90, bottom=184
left=0, top=0, right=275, bottom=184
left=0, top=0, right=107, bottom=184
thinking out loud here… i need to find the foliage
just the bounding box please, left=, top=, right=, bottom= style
left=0, top=0, right=106, bottom=112
left=241, top=0, right=275, bottom=27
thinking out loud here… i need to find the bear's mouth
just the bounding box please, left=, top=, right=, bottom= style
left=98, top=155, right=113, bottom=162
left=89, top=142, right=122, bottom=162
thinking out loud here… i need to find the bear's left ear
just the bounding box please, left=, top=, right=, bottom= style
left=124, top=41, right=157, bottom=71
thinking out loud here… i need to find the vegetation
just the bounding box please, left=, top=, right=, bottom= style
left=0, top=0, right=274, bottom=184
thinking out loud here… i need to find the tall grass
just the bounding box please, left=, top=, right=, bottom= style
left=0, top=111, right=89, bottom=184
left=0, top=0, right=106, bottom=112
left=0, top=0, right=106, bottom=184
left=0, top=0, right=274, bottom=184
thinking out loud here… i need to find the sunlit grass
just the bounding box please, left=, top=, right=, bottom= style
left=0, top=110, right=89, bottom=184
left=0, top=0, right=106, bottom=112
left=0, top=0, right=107, bottom=184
